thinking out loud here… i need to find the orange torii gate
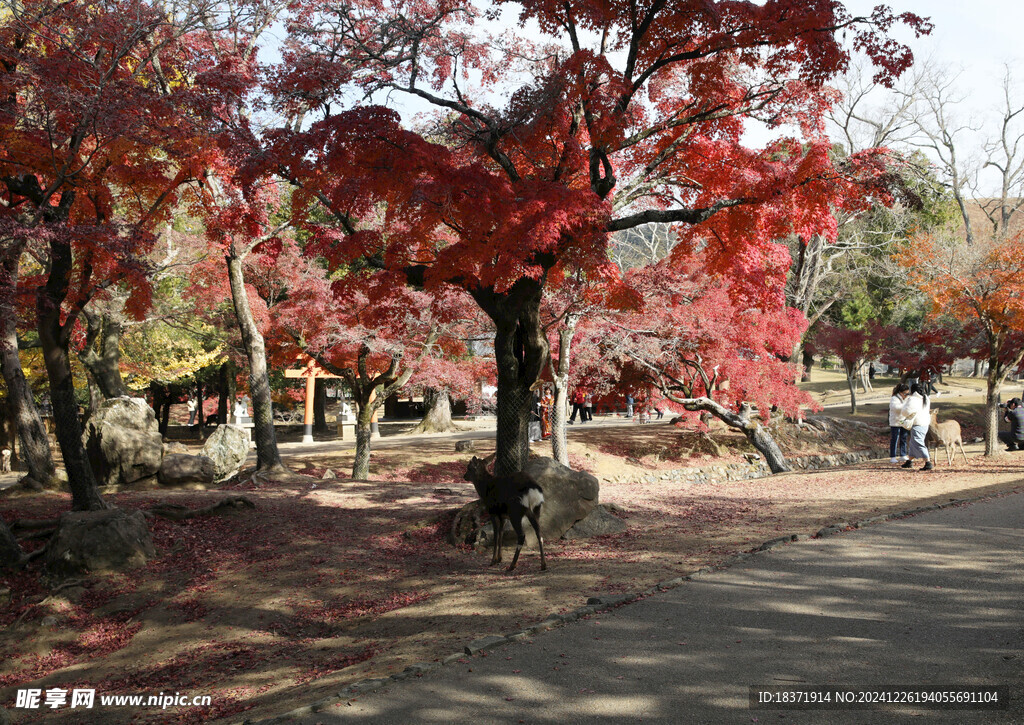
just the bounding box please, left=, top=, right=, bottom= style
left=284, top=357, right=341, bottom=444
left=283, top=357, right=379, bottom=443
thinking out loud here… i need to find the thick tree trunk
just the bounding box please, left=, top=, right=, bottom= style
left=984, top=364, right=1002, bottom=456
left=474, top=279, right=549, bottom=476
left=160, top=387, right=171, bottom=433
left=78, top=309, right=130, bottom=399
left=352, top=405, right=373, bottom=480
left=226, top=253, right=284, bottom=472
left=409, top=389, right=461, bottom=434
left=36, top=238, right=107, bottom=511
left=85, top=374, right=103, bottom=421
left=0, top=253, right=56, bottom=484
left=801, top=349, right=814, bottom=382
left=0, top=517, right=25, bottom=570
left=313, top=379, right=328, bottom=434
left=150, top=382, right=166, bottom=434
left=973, top=359, right=983, bottom=378
left=550, top=313, right=580, bottom=467
left=743, top=422, right=791, bottom=474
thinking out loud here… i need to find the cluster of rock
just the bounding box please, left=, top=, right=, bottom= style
left=606, top=449, right=886, bottom=487
left=33, top=399, right=253, bottom=582
left=82, top=397, right=249, bottom=488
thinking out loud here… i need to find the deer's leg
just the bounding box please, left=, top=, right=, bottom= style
left=491, top=514, right=504, bottom=565
left=959, top=441, right=970, bottom=464
left=526, top=510, right=546, bottom=571
left=507, top=509, right=526, bottom=572
left=946, top=444, right=953, bottom=466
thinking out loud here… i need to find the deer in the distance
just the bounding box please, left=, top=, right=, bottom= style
left=463, top=455, right=547, bottom=572
left=926, top=409, right=969, bottom=466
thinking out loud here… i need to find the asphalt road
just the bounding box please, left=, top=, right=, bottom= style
left=281, top=491, right=1024, bottom=724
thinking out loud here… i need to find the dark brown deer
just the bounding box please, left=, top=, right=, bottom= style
left=926, top=409, right=969, bottom=466
left=463, top=456, right=547, bottom=572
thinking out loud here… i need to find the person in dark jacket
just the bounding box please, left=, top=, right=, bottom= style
left=999, top=398, right=1024, bottom=451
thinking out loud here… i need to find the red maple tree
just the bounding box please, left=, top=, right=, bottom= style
left=0, top=0, right=226, bottom=508
left=596, top=258, right=812, bottom=471
left=237, top=0, right=929, bottom=473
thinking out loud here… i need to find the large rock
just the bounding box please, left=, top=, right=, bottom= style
left=158, top=454, right=217, bottom=486
left=43, top=508, right=156, bottom=581
left=201, top=425, right=250, bottom=481
left=453, top=457, right=601, bottom=549
left=83, top=397, right=163, bottom=487
left=523, top=457, right=600, bottom=540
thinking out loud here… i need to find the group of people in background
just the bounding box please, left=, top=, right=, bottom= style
left=569, top=388, right=593, bottom=424
left=888, top=382, right=934, bottom=471
left=890, top=378, right=1024, bottom=467
left=529, top=386, right=663, bottom=441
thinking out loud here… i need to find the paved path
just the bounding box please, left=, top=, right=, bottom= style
left=284, top=492, right=1024, bottom=724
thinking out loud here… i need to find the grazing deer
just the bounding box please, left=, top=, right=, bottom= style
left=926, top=409, right=969, bottom=466
left=463, top=455, right=547, bottom=572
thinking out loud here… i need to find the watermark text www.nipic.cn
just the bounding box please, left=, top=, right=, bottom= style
left=15, top=688, right=213, bottom=710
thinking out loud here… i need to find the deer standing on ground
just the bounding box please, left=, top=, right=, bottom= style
left=926, top=409, right=969, bottom=466
left=463, top=456, right=547, bottom=572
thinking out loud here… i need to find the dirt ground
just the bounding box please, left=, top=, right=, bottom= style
left=2, top=405, right=1023, bottom=724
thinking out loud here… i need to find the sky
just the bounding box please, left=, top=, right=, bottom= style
left=777, top=1, right=1024, bottom=195
left=838, top=0, right=1024, bottom=127
left=843, top=0, right=1024, bottom=87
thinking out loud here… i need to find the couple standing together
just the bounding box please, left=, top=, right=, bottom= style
left=889, top=383, right=933, bottom=471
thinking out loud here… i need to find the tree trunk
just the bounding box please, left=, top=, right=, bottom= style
left=0, top=517, right=25, bottom=570
left=743, top=421, right=791, bottom=474
left=352, top=404, right=374, bottom=480
left=472, top=279, right=549, bottom=476
left=313, top=379, right=328, bottom=434
left=858, top=365, right=872, bottom=393
left=36, top=237, right=107, bottom=511
left=663, top=394, right=791, bottom=474
left=150, top=382, right=166, bottom=434
left=973, top=359, right=983, bottom=378
left=217, top=362, right=230, bottom=425
left=409, top=389, right=461, bottom=434
left=845, top=364, right=858, bottom=414
left=801, top=349, right=814, bottom=382
left=550, top=313, right=580, bottom=467
left=0, top=253, right=56, bottom=485
left=226, top=252, right=284, bottom=472
left=195, top=380, right=205, bottom=431
left=85, top=374, right=103, bottom=422
left=984, top=364, right=1002, bottom=456
left=160, top=386, right=172, bottom=433
left=78, top=309, right=130, bottom=399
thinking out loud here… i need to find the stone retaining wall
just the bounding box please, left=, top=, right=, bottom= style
left=611, top=448, right=887, bottom=486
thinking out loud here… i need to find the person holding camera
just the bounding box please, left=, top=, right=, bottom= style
left=999, top=398, right=1024, bottom=451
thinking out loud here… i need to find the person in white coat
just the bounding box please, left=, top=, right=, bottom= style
left=888, top=383, right=911, bottom=463
left=900, top=383, right=933, bottom=471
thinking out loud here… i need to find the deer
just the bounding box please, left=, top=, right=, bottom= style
left=463, top=455, right=547, bottom=572
left=926, top=409, right=969, bottom=466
